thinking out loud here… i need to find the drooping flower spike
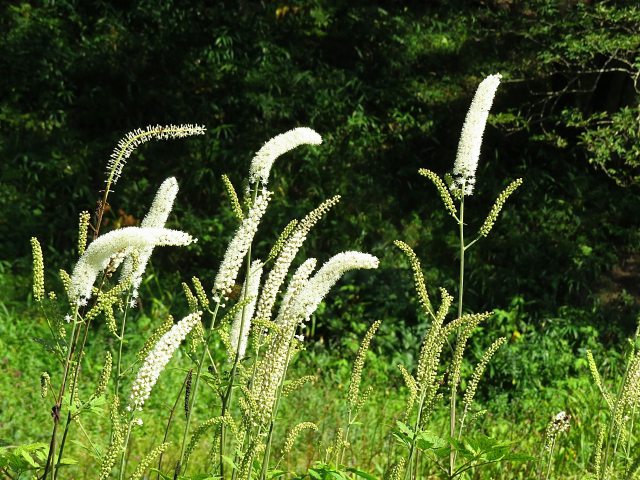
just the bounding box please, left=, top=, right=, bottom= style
left=70, top=227, right=195, bottom=303
left=291, top=251, right=379, bottom=323
left=248, top=127, right=322, bottom=185
left=106, top=124, right=206, bottom=189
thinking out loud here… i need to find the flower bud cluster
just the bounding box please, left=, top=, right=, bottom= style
left=94, top=351, right=113, bottom=398
left=129, top=442, right=171, bottom=480
left=479, top=178, right=523, bottom=237
left=283, top=422, right=317, bottom=454
left=191, top=276, right=209, bottom=309
left=214, top=191, right=272, bottom=296
left=30, top=237, right=45, bottom=302
left=393, top=241, right=433, bottom=317
left=462, top=336, right=507, bottom=410
left=107, top=124, right=205, bottom=187
left=418, top=169, right=458, bottom=219
left=222, top=174, right=244, bottom=221
left=282, top=375, right=317, bottom=397
left=348, top=320, right=381, bottom=413
left=40, top=372, right=50, bottom=398
left=78, top=211, right=91, bottom=256
left=129, top=311, right=202, bottom=411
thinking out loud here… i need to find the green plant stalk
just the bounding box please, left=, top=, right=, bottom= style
left=157, top=371, right=188, bottom=480
left=458, top=406, right=468, bottom=441
left=119, top=417, right=134, bottom=480
left=340, top=411, right=357, bottom=467
left=259, top=332, right=297, bottom=480
left=220, top=184, right=260, bottom=479
left=56, top=293, right=132, bottom=479
left=601, top=344, right=636, bottom=479
left=42, top=305, right=80, bottom=480
left=625, top=405, right=636, bottom=470
left=232, top=312, right=269, bottom=480
left=404, top=389, right=428, bottom=480
left=114, top=292, right=133, bottom=403
left=174, top=301, right=221, bottom=479
left=56, top=289, right=128, bottom=478
left=544, top=437, right=557, bottom=480
left=75, top=418, right=100, bottom=458
left=450, top=190, right=465, bottom=477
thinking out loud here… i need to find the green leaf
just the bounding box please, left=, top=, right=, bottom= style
left=346, top=467, right=377, bottom=479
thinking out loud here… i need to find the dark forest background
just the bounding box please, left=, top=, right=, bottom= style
left=1, top=0, right=639, bottom=397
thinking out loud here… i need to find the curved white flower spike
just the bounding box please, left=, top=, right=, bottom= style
left=453, top=73, right=502, bottom=196
left=230, top=260, right=264, bottom=361
left=129, top=311, right=202, bottom=411
left=70, top=227, right=195, bottom=303
left=248, top=127, right=322, bottom=185
left=254, top=196, right=340, bottom=323
left=120, top=177, right=179, bottom=294
left=274, top=258, right=318, bottom=325
left=291, top=251, right=379, bottom=323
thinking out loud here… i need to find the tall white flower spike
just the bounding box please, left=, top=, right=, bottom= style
left=452, top=74, right=502, bottom=196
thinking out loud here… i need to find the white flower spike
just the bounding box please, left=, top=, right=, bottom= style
left=229, top=260, right=264, bottom=361
left=452, top=73, right=502, bottom=196
left=120, top=177, right=180, bottom=293
left=249, top=127, right=322, bottom=185
left=214, top=191, right=272, bottom=296
left=70, top=227, right=195, bottom=303
left=292, top=251, right=379, bottom=322
left=129, top=312, right=202, bottom=411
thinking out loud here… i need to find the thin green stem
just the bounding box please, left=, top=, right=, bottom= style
left=42, top=306, right=80, bottom=480
left=75, top=418, right=100, bottom=457
left=118, top=417, right=134, bottom=480
left=115, top=292, right=133, bottom=402
left=450, top=190, right=465, bottom=477
left=259, top=334, right=296, bottom=480
left=544, top=437, right=556, bottom=480
left=404, top=390, right=428, bottom=480
left=625, top=405, right=636, bottom=469
left=175, top=302, right=221, bottom=479
left=157, top=371, right=188, bottom=480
